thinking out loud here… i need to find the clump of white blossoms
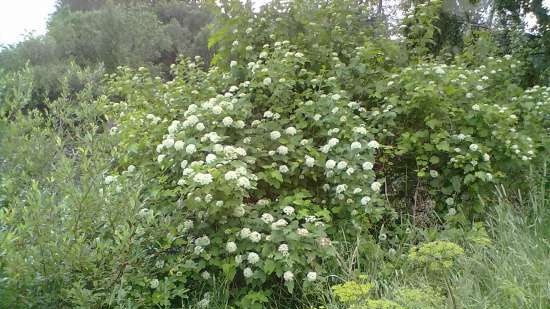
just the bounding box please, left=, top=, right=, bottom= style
left=283, top=271, right=294, bottom=281
left=306, top=272, right=317, bottom=282
left=367, top=140, right=380, bottom=149
left=278, top=244, right=289, bottom=256
left=193, top=173, right=213, bottom=185
left=305, top=155, right=315, bottom=167
left=270, top=131, right=281, bottom=140
left=247, top=252, right=260, bottom=264
left=283, top=206, right=295, bottom=216
left=261, top=213, right=274, bottom=224
left=243, top=267, right=253, bottom=278
left=371, top=181, right=382, bottom=192
left=226, top=241, right=237, bottom=253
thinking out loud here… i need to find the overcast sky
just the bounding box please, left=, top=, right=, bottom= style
left=0, top=0, right=548, bottom=46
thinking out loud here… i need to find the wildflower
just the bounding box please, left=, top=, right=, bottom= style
left=174, top=140, right=185, bottom=150
left=201, top=271, right=211, bottom=280
left=351, top=142, right=362, bottom=150
left=277, top=146, right=288, bottom=155
left=150, top=279, right=160, bottom=289
left=230, top=61, right=237, bottom=68
left=197, top=297, right=210, bottom=308
left=335, top=184, right=348, bottom=194
left=285, top=127, right=297, bottom=135
left=337, top=161, right=348, bottom=170
left=297, top=228, right=309, bottom=236
left=283, top=271, right=294, bottom=281
left=186, top=144, right=197, bottom=154
left=247, top=252, right=260, bottom=264
left=361, top=196, right=371, bottom=205
left=157, top=154, right=166, bottom=163
left=235, top=255, right=243, bottom=265
left=233, top=205, right=245, bottom=217
left=225, top=171, right=238, bottom=181
left=283, top=206, right=295, bottom=216
left=163, top=138, right=175, bottom=148
left=105, top=175, right=117, bottom=184
left=483, top=153, right=490, bottom=161
left=127, top=165, right=135, bottom=173
left=429, top=170, right=439, bottom=178
left=264, top=111, right=273, bottom=118
left=305, top=155, right=315, bottom=167
left=445, top=197, right=454, bottom=206
left=469, top=144, right=479, bottom=152
left=249, top=231, right=262, bottom=243
left=270, top=131, right=281, bottom=140
left=263, top=77, right=272, bottom=86
left=222, top=117, right=233, bottom=127
left=195, top=122, right=205, bottom=131
left=306, top=272, right=317, bottom=282
left=472, top=104, right=480, bottom=111
left=193, top=173, right=213, bottom=185
left=261, top=213, right=274, bottom=224
left=225, top=241, right=237, bottom=253
left=325, top=160, right=336, bottom=169
left=243, top=267, right=254, bottom=278
left=278, top=244, right=289, bottom=256
left=448, top=208, right=457, bottom=216
left=362, top=161, right=374, bottom=170
left=205, top=154, right=217, bottom=164
left=371, top=181, right=382, bottom=192
left=271, top=219, right=288, bottom=230
left=328, top=138, right=339, bottom=147
left=195, top=236, right=211, bottom=247
left=367, top=140, right=380, bottom=149
left=237, top=177, right=251, bottom=188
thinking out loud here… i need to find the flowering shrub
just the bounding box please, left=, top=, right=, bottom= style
left=105, top=41, right=384, bottom=304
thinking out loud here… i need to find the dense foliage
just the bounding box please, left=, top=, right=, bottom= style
left=0, top=0, right=548, bottom=308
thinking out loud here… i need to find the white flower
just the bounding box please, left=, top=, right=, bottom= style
left=336, top=161, right=348, bottom=170
left=224, top=171, right=238, bottom=181
left=331, top=94, right=341, bottom=101
left=271, top=219, right=288, bottom=230
left=247, top=252, right=260, bottom=264
left=270, top=131, right=281, bottom=140
left=367, top=140, right=380, bottom=149
left=279, top=165, right=289, bottom=173
left=283, top=271, right=294, bottom=281
left=325, top=160, right=336, bottom=169
left=197, top=297, right=210, bottom=308
left=127, top=165, right=135, bottom=173
left=195, top=236, right=211, bottom=247
left=285, top=127, right=297, bottom=135
left=361, top=196, right=371, bottom=205
left=186, top=144, right=197, bottom=154
left=174, top=140, right=185, bottom=150
left=150, top=279, right=160, bottom=289
left=249, top=231, right=262, bottom=242
left=335, top=184, right=348, bottom=194
left=157, top=154, right=166, bottom=163
left=305, top=155, right=315, bottom=167
left=283, top=206, right=295, bottom=216
left=193, top=173, right=213, bottom=185
left=226, top=241, right=237, bottom=253
left=469, top=144, right=479, bottom=152
left=353, top=126, right=367, bottom=135
left=371, top=181, right=382, bottom=192
left=235, top=255, right=243, bottom=265
left=306, top=272, right=317, bottom=282
left=445, top=197, right=454, bottom=206
left=429, top=170, right=439, bottom=178
left=195, top=122, right=205, bottom=131
left=205, top=153, right=217, bottom=164
left=483, top=153, right=490, bottom=161
left=351, top=142, right=362, bottom=150
left=327, top=138, right=339, bottom=147
left=105, top=175, right=117, bottom=184
left=278, top=244, right=289, bottom=256
left=472, top=104, right=480, bottom=111
left=163, top=138, right=175, bottom=148
left=448, top=208, right=457, bottom=216
left=230, top=60, right=237, bottom=68
left=243, top=267, right=254, bottom=278
left=297, top=228, right=309, bottom=236
left=261, top=213, right=274, bottom=224
left=263, top=77, right=272, bottom=85
left=362, top=161, right=374, bottom=170
left=233, top=205, right=245, bottom=217
left=240, top=228, right=251, bottom=239
left=201, top=271, right=211, bottom=280
left=264, top=111, right=273, bottom=118
left=277, top=145, right=289, bottom=155
left=222, top=117, right=234, bottom=127
left=237, top=177, right=251, bottom=188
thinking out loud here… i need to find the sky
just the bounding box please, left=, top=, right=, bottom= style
left=0, top=0, right=549, bottom=46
